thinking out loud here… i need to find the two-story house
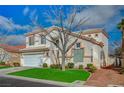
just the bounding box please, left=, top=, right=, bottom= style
left=20, top=26, right=109, bottom=69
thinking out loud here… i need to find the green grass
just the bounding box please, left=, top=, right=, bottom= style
left=8, top=68, right=90, bottom=83
left=0, top=66, right=12, bottom=69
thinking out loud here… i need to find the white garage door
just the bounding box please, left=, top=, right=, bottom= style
left=23, top=54, right=42, bottom=67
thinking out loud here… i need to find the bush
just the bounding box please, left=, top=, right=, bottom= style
left=43, top=63, right=48, bottom=68
left=0, top=61, right=5, bottom=65
left=50, top=64, right=61, bottom=69
left=119, top=68, right=124, bottom=74
left=68, top=63, right=74, bottom=69
left=88, top=66, right=97, bottom=73
left=87, top=64, right=93, bottom=68
left=13, top=62, right=20, bottom=67
left=65, top=65, right=68, bottom=69
left=79, top=65, right=83, bottom=69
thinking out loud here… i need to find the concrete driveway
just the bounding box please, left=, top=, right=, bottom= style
left=0, top=67, right=62, bottom=87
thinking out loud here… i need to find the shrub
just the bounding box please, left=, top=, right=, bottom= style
left=88, top=66, right=97, bottom=73
left=50, top=64, right=61, bottom=69
left=13, top=62, right=20, bottom=67
left=43, top=63, right=48, bottom=68
left=0, top=61, right=5, bottom=65
left=65, top=65, right=68, bottom=69
left=87, top=64, right=93, bottom=68
left=79, top=65, right=83, bottom=69
left=68, top=63, right=74, bottom=68
left=119, top=68, right=124, bottom=74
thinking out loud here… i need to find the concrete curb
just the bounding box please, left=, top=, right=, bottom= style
left=0, top=67, right=32, bottom=75
left=83, top=72, right=92, bottom=85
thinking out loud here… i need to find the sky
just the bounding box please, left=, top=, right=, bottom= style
left=0, top=5, right=123, bottom=53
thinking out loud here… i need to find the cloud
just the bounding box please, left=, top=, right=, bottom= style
left=3, top=35, right=26, bottom=45
left=23, top=7, right=30, bottom=16
left=29, top=9, right=39, bottom=25
left=44, top=6, right=124, bottom=29
left=74, top=6, right=122, bottom=26
left=0, top=16, right=32, bottom=33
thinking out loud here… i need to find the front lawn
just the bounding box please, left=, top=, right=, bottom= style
left=0, top=66, right=12, bottom=69
left=8, top=68, right=90, bottom=83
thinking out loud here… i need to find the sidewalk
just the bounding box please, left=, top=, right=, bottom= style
left=85, top=69, right=124, bottom=87
left=0, top=67, right=32, bottom=75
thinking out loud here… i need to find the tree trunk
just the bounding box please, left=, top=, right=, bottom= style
left=61, top=53, right=66, bottom=71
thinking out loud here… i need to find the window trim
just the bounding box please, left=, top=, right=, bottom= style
left=41, top=36, right=46, bottom=44
left=29, top=36, right=34, bottom=46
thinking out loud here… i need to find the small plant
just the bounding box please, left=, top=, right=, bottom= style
left=87, top=64, right=93, bottom=68
left=68, top=63, right=74, bottom=68
left=43, top=63, right=48, bottom=68
left=79, top=65, right=83, bottom=69
left=13, top=62, right=20, bottom=67
left=0, top=61, right=5, bottom=65
left=50, top=64, right=61, bottom=69
left=88, top=66, right=97, bottom=73
left=65, top=65, right=68, bottom=69
left=119, top=68, right=124, bottom=74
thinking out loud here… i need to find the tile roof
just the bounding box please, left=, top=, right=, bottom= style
left=80, top=28, right=109, bottom=38
left=25, top=26, right=106, bottom=47
left=0, top=44, right=26, bottom=53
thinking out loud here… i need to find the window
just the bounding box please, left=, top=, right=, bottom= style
left=73, top=49, right=84, bottom=62
left=76, top=43, right=81, bottom=48
left=41, top=36, right=46, bottom=44
left=46, top=52, right=49, bottom=56
left=95, top=34, right=98, bottom=37
left=29, top=36, right=34, bottom=45
left=100, top=51, right=103, bottom=60
left=88, top=35, right=91, bottom=37
left=91, top=48, right=93, bottom=62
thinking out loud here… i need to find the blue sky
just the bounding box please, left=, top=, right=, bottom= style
left=0, top=5, right=123, bottom=52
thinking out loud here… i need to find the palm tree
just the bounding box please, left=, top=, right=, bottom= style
left=117, top=19, right=124, bottom=67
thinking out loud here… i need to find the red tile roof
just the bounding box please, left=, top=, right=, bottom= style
left=0, top=44, right=26, bottom=53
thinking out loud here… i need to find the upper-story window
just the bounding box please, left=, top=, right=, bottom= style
left=76, top=42, right=81, bottom=49
left=29, top=36, right=34, bottom=45
left=41, top=36, right=46, bottom=44
left=95, top=34, right=98, bottom=37
left=88, top=34, right=91, bottom=37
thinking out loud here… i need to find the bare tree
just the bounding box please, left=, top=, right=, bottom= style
left=0, top=48, right=9, bottom=63
left=42, top=6, right=88, bottom=71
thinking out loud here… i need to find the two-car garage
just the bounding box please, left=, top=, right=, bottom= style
left=22, top=54, right=43, bottom=67
left=20, top=47, right=50, bottom=67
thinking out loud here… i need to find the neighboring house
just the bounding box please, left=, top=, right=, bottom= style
left=0, top=44, right=25, bottom=65
left=20, top=26, right=109, bottom=69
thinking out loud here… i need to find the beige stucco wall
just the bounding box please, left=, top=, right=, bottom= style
left=24, top=28, right=108, bottom=69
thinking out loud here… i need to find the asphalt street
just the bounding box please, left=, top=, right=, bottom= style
left=0, top=75, right=62, bottom=87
